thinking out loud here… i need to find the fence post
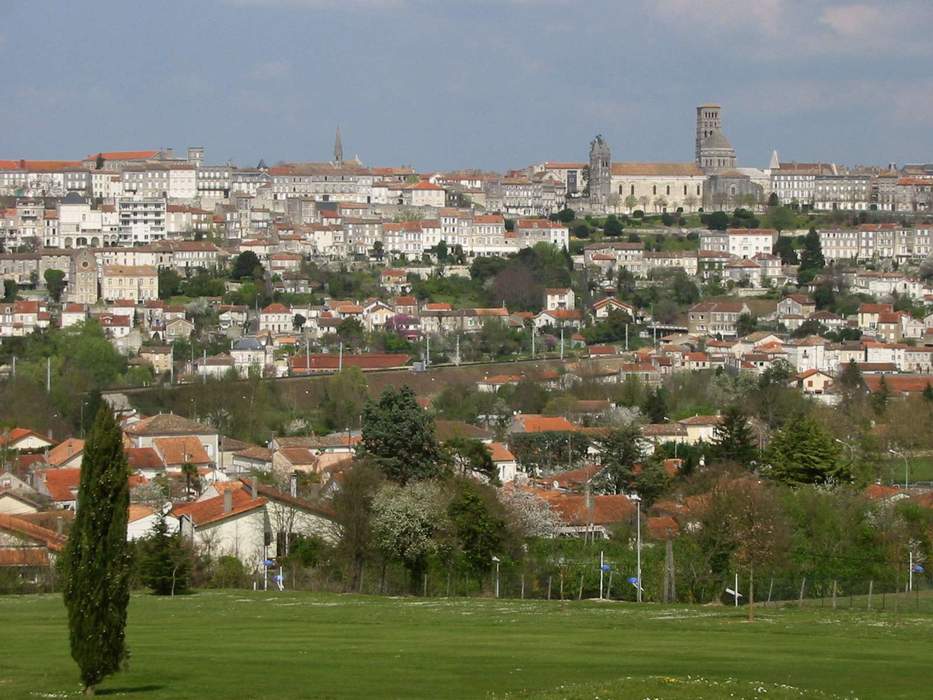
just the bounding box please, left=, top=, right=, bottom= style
left=767, top=577, right=774, bottom=605
left=521, top=573, right=525, bottom=600
left=577, top=572, right=584, bottom=600
left=798, top=577, right=806, bottom=608
left=607, top=571, right=614, bottom=599
left=832, top=580, right=837, bottom=610
left=423, top=573, right=428, bottom=598
left=868, top=580, right=873, bottom=611
left=560, top=571, right=564, bottom=601
left=547, top=575, right=552, bottom=601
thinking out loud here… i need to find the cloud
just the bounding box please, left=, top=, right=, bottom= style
left=248, top=60, right=291, bottom=80
left=224, top=0, right=407, bottom=8
left=649, top=0, right=786, bottom=37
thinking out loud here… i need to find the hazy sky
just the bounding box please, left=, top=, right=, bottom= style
left=2, top=1, right=931, bottom=171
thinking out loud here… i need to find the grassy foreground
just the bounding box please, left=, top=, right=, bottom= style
left=0, top=592, right=930, bottom=699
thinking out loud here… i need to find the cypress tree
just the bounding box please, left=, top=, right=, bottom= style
left=765, top=413, right=846, bottom=485
left=62, top=406, right=131, bottom=695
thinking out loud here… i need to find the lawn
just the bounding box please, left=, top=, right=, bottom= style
left=0, top=591, right=931, bottom=699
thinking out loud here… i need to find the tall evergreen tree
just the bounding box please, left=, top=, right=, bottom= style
left=139, top=512, right=190, bottom=596
left=641, top=387, right=668, bottom=424
left=361, top=386, right=443, bottom=483
left=711, top=405, right=757, bottom=467
left=923, top=382, right=933, bottom=403
left=765, top=413, right=847, bottom=485
left=797, top=228, right=825, bottom=285
left=871, top=375, right=890, bottom=415
left=62, top=406, right=131, bottom=695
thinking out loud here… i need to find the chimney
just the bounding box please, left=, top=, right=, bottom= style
left=289, top=473, right=298, bottom=498
left=223, top=489, right=233, bottom=513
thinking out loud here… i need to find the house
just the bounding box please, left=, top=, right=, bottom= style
left=544, top=288, right=575, bottom=311
left=231, top=337, right=269, bottom=377
left=0, top=489, right=40, bottom=515
left=195, top=353, right=235, bottom=379
left=218, top=305, right=249, bottom=330
left=380, top=268, right=410, bottom=293
left=172, top=486, right=268, bottom=565
left=0, top=513, right=66, bottom=578
left=534, top=489, right=634, bottom=538
left=477, top=374, right=524, bottom=393
left=124, top=413, right=219, bottom=465
left=677, top=415, right=721, bottom=444
left=127, top=503, right=177, bottom=541
left=100, top=265, right=158, bottom=303
left=272, top=447, right=320, bottom=474
left=488, top=442, right=519, bottom=483
left=794, top=369, right=834, bottom=395
left=591, top=296, right=634, bottom=320
left=0, top=428, right=54, bottom=453
left=687, top=301, right=750, bottom=337
left=857, top=303, right=893, bottom=332
left=533, top=308, right=583, bottom=330
left=260, top=303, right=293, bottom=335
left=46, top=438, right=84, bottom=469
left=777, top=294, right=816, bottom=318
left=164, top=317, right=194, bottom=342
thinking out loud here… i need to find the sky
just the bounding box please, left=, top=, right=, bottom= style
left=2, top=0, right=931, bottom=171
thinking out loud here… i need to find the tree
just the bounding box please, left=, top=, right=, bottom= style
left=293, top=313, right=306, bottom=331
left=435, top=239, right=449, bottom=262
left=837, top=360, right=866, bottom=399
left=181, top=461, right=199, bottom=499
left=231, top=251, right=262, bottom=280
left=372, top=240, right=385, bottom=261
left=361, top=386, right=443, bottom=483
left=871, top=374, right=890, bottom=416
left=711, top=405, right=757, bottom=467
left=138, top=512, right=190, bottom=595
left=573, top=223, right=590, bottom=239
left=704, top=211, right=730, bottom=231
left=773, top=237, right=798, bottom=265
left=371, top=480, right=447, bottom=592
left=766, top=206, right=795, bottom=232
left=924, top=383, right=933, bottom=403
left=594, top=424, right=644, bottom=494
left=603, top=215, right=623, bottom=237
left=555, top=207, right=575, bottom=224
left=641, top=386, right=668, bottom=424
left=702, top=477, right=789, bottom=621
left=797, top=228, right=825, bottom=285
left=736, top=313, right=757, bottom=337
left=765, top=413, right=847, bottom=485
left=447, top=479, right=506, bottom=583
left=624, top=194, right=639, bottom=212
left=333, top=460, right=383, bottom=591
left=767, top=192, right=780, bottom=207
left=321, top=368, right=368, bottom=432
left=62, top=406, right=131, bottom=695
left=3, top=279, right=17, bottom=302
left=44, top=269, right=67, bottom=302
left=445, top=437, right=498, bottom=483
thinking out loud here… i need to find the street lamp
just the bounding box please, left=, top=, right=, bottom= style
left=888, top=448, right=909, bottom=489
left=631, top=493, right=642, bottom=603
left=492, top=556, right=501, bottom=598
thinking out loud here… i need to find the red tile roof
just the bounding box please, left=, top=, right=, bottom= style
left=172, top=489, right=266, bottom=527
left=0, top=513, right=66, bottom=551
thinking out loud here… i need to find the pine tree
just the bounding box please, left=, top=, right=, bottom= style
left=594, top=424, right=644, bottom=494
left=139, top=512, right=190, bottom=596
left=872, top=375, right=890, bottom=415
left=765, top=413, right=847, bottom=485
left=797, top=227, right=825, bottom=285
left=361, top=386, right=443, bottom=483
left=711, top=405, right=757, bottom=467
left=62, top=406, right=131, bottom=695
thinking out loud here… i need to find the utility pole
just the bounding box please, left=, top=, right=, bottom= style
left=530, top=324, right=535, bottom=359
left=426, top=333, right=430, bottom=367
left=624, top=324, right=629, bottom=351
left=455, top=334, right=460, bottom=365
left=46, top=357, right=51, bottom=394
left=202, top=349, right=207, bottom=384
left=169, top=344, right=174, bottom=385
left=338, top=340, right=344, bottom=372
left=11, top=355, right=15, bottom=380
left=633, top=493, right=642, bottom=603
left=559, top=325, right=564, bottom=361
left=599, top=550, right=605, bottom=600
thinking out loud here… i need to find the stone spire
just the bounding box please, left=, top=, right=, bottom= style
left=334, top=126, right=343, bottom=164
left=768, top=149, right=780, bottom=170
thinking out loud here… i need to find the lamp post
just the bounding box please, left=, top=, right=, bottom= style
left=492, top=556, right=501, bottom=598
left=887, top=448, right=909, bottom=489
left=631, top=493, right=642, bottom=603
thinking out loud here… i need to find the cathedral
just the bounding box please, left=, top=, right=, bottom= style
left=695, top=104, right=736, bottom=173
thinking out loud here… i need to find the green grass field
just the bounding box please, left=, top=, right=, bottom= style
left=0, top=592, right=931, bottom=699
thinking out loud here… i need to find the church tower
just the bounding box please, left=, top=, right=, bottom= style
left=696, top=103, right=736, bottom=173
left=334, top=126, right=343, bottom=165
left=588, top=134, right=611, bottom=208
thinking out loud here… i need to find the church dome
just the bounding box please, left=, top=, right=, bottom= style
left=701, top=129, right=733, bottom=151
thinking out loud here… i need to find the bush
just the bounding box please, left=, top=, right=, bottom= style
left=209, top=556, right=251, bottom=588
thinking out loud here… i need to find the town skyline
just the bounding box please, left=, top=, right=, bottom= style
left=3, top=1, right=932, bottom=170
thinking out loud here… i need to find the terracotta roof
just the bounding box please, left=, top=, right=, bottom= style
left=647, top=515, right=680, bottom=540
left=46, top=438, right=84, bottom=467
left=125, top=447, right=164, bottom=471
left=128, top=504, right=156, bottom=523
left=514, top=415, right=577, bottom=433
left=172, top=489, right=266, bottom=527
left=610, top=162, right=703, bottom=176
left=0, top=428, right=51, bottom=448
left=276, top=447, right=318, bottom=467
left=87, top=150, right=159, bottom=161
left=487, top=442, right=515, bottom=463
left=0, top=513, right=66, bottom=551
left=37, top=468, right=80, bottom=502
left=536, top=491, right=634, bottom=526
left=678, top=414, right=722, bottom=426
left=865, top=375, right=933, bottom=395
left=0, top=548, right=51, bottom=566
left=290, top=353, right=411, bottom=371
left=435, top=420, right=493, bottom=442
left=153, top=437, right=211, bottom=466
